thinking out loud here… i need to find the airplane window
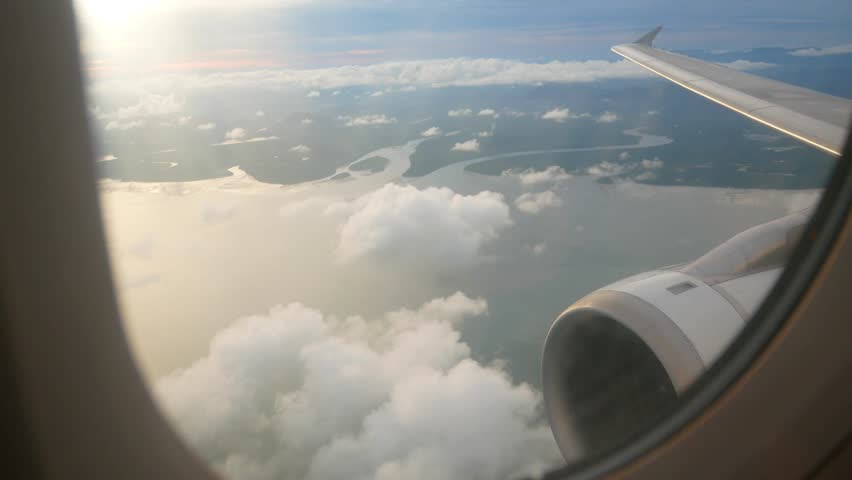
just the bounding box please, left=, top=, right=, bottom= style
left=74, top=1, right=851, bottom=478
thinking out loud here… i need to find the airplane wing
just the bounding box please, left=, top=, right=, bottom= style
left=611, top=27, right=851, bottom=156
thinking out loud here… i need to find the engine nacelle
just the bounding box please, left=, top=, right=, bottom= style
left=542, top=211, right=809, bottom=461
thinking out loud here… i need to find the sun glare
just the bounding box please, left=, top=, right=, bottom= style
left=76, top=0, right=159, bottom=28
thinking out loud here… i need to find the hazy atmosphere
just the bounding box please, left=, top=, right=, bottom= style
left=78, top=0, right=850, bottom=478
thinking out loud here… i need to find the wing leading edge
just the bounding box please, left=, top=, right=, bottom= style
left=612, top=27, right=851, bottom=156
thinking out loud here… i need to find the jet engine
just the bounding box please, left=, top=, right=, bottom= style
left=542, top=210, right=810, bottom=460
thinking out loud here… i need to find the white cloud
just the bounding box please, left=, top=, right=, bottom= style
left=156, top=293, right=561, bottom=480
left=477, top=131, right=493, bottom=138
left=369, top=90, right=385, bottom=97
left=245, top=136, right=280, bottom=143
left=618, top=151, right=631, bottom=161
left=478, top=108, right=497, bottom=117
left=719, top=60, right=775, bottom=71
left=531, top=243, right=546, bottom=255
left=213, top=127, right=279, bottom=145
left=646, top=110, right=659, bottom=116
left=105, top=119, right=145, bottom=130
left=421, top=126, right=443, bottom=137
left=197, top=122, right=216, bottom=130
left=541, top=108, right=573, bottom=123
left=329, top=184, right=512, bottom=267
left=301, top=117, right=313, bottom=125
left=641, top=157, right=664, bottom=169
left=790, top=44, right=852, bottom=57
left=99, top=154, right=118, bottom=162
left=587, top=161, right=632, bottom=176
left=448, top=108, right=473, bottom=117
left=339, top=114, right=397, bottom=127
left=97, top=93, right=184, bottom=121
left=256, top=110, right=265, bottom=116
left=596, top=111, right=619, bottom=123
left=451, top=139, right=480, bottom=153
left=514, top=191, right=563, bottom=214
left=332, top=90, right=341, bottom=96
left=290, top=144, right=312, bottom=154
left=226, top=127, right=247, bottom=141
left=98, top=58, right=647, bottom=93
left=506, top=166, right=572, bottom=186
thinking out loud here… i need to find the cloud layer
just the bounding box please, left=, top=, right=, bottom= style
left=790, top=44, right=852, bottom=57
left=157, top=293, right=561, bottom=480
left=94, top=58, right=648, bottom=93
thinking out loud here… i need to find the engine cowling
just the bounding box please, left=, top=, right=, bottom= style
left=542, top=211, right=810, bottom=461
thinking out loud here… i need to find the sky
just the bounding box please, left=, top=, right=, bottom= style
left=77, top=0, right=852, bottom=79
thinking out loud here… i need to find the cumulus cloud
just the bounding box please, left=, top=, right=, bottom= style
left=156, top=293, right=561, bottom=480
left=618, top=151, right=631, bottom=161
left=421, top=126, right=443, bottom=137
left=197, top=122, right=216, bottom=130
left=328, top=184, right=512, bottom=267
left=213, top=127, right=279, bottom=145
left=226, top=127, right=247, bottom=141
left=339, top=114, right=397, bottom=127
left=477, top=131, right=494, bottom=138
left=290, top=144, right=312, bottom=154
left=451, top=139, right=480, bottom=153
left=97, top=93, right=184, bottom=121
left=541, top=108, right=573, bottom=123
left=514, top=191, right=563, bottom=214
left=506, top=166, right=572, bottom=186
left=596, top=111, right=619, bottom=123
left=790, top=44, right=852, bottom=57
left=641, top=157, right=664, bottom=169
left=96, top=58, right=647, bottom=93
left=587, top=161, right=632, bottom=176
left=369, top=90, right=385, bottom=97
left=478, top=108, right=497, bottom=117
left=448, top=108, right=473, bottom=117
left=719, top=60, right=776, bottom=71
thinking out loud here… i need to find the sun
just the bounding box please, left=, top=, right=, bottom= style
left=74, top=0, right=159, bottom=28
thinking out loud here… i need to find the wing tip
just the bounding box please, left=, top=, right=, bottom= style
left=635, top=26, right=663, bottom=47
